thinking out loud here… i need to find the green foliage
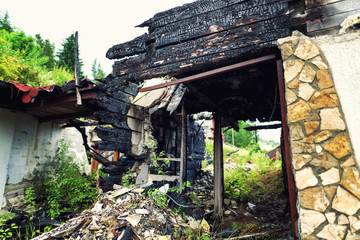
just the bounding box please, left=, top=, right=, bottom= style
left=91, top=59, right=106, bottom=79
left=223, top=121, right=259, bottom=150
left=148, top=189, right=168, bottom=209
left=0, top=11, right=15, bottom=32
left=224, top=151, right=283, bottom=202
left=56, top=33, right=84, bottom=77
left=34, top=139, right=97, bottom=219
left=0, top=222, right=18, bottom=239
left=121, top=170, right=133, bottom=188
left=25, top=187, right=36, bottom=216
left=35, top=34, right=56, bottom=69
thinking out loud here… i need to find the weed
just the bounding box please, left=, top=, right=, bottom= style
left=34, top=138, right=98, bottom=219
left=121, top=170, right=132, bottom=188
left=0, top=222, right=18, bottom=239
left=25, top=187, right=36, bottom=217
left=148, top=189, right=168, bottom=209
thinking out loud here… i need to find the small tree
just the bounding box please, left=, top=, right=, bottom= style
left=35, top=34, right=56, bottom=69
left=0, top=11, right=15, bottom=32
left=91, top=59, right=106, bottom=79
left=56, top=33, right=84, bottom=76
left=224, top=120, right=259, bottom=149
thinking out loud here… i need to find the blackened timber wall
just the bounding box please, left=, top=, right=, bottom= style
left=107, top=0, right=299, bottom=82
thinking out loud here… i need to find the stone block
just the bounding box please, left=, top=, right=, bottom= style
left=300, top=208, right=326, bottom=234
left=292, top=154, right=312, bottom=170
left=305, top=122, right=319, bottom=136
left=298, top=83, right=315, bottom=101
left=290, top=124, right=304, bottom=141
left=349, top=216, right=360, bottom=233
left=340, top=167, right=360, bottom=199
left=286, top=89, right=298, bottom=105
left=317, top=70, right=334, bottom=89
left=288, top=101, right=311, bottom=123
left=311, top=152, right=339, bottom=169
left=323, top=133, right=351, bottom=159
left=320, top=108, right=345, bottom=131
left=283, top=59, right=304, bottom=82
left=310, top=89, right=339, bottom=110
left=294, top=38, right=320, bottom=60
left=311, top=56, right=328, bottom=70
left=310, top=114, right=320, bottom=121
left=292, top=141, right=316, bottom=154
left=316, top=224, right=347, bottom=240
left=314, top=131, right=332, bottom=143
left=341, top=157, right=356, bottom=167
left=280, top=44, right=293, bottom=59
left=288, top=79, right=300, bottom=89
left=277, top=36, right=299, bottom=46
left=332, top=187, right=360, bottom=215
left=299, top=187, right=330, bottom=211
left=325, top=212, right=336, bottom=224
left=324, top=186, right=337, bottom=201
left=338, top=215, right=349, bottom=225
left=299, top=65, right=316, bottom=83
left=319, top=167, right=340, bottom=185
left=295, top=167, right=318, bottom=190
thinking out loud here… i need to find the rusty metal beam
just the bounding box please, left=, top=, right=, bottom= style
left=139, top=54, right=276, bottom=92
left=277, top=59, right=298, bottom=238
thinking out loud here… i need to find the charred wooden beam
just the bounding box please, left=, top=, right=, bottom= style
left=95, top=126, right=132, bottom=142
left=244, top=123, right=282, bottom=131
left=95, top=111, right=131, bottom=129
left=113, top=15, right=291, bottom=78
left=106, top=34, right=147, bottom=59
left=139, top=55, right=276, bottom=92
left=39, top=110, right=95, bottom=122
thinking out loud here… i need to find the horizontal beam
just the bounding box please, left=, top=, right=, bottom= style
left=139, top=54, right=276, bottom=92
left=244, top=123, right=282, bottom=131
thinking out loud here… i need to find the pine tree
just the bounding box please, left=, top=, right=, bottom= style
left=91, top=59, right=106, bottom=79
left=0, top=11, right=15, bottom=32
left=56, top=33, right=84, bottom=77
left=35, top=34, right=56, bottom=69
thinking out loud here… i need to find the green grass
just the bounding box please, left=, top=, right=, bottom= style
left=204, top=140, right=283, bottom=203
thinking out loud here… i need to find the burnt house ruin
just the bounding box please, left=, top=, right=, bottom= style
left=96, top=0, right=360, bottom=239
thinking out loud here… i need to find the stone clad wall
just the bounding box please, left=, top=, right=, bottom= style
left=278, top=33, right=360, bottom=239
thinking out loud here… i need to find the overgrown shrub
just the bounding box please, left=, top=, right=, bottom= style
left=34, top=139, right=97, bottom=219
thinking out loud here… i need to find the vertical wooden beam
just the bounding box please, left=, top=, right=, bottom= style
left=180, top=101, right=187, bottom=193
left=74, top=31, right=82, bottom=106
left=214, top=111, right=224, bottom=217
left=277, top=59, right=298, bottom=237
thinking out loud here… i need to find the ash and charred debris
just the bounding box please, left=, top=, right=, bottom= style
left=31, top=171, right=291, bottom=240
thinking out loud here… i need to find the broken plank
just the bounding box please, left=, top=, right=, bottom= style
left=113, top=16, right=291, bottom=77
left=95, top=96, right=131, bottom=115
left=148, top=1, right=290, bottom=49
left=106, top=34, right=146, bottom=59
left=149, top=174, right=180, bottom=182
left=95, top=111, right=130, bottom=129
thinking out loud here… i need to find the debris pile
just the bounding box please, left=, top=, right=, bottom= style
left=32, top=171, right=292, bottom=240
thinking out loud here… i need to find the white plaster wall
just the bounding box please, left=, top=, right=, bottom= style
left=314, top=30, right=360, bottom=165
left=61, top=127, right=92, bottom=173
left=0, top=109, right=17, bottom=208
left=7, top=113, right=38, bottom=184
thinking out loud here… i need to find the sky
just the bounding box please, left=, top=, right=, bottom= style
left=2, top=0, right=195, bottom=77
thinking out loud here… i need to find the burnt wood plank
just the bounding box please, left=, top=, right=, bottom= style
left=148, top=0, right=290, bottom=49
left=95, top=95, right=130, bottom=115
left=305, top=0, right=342, bottom=9
left=140, top=0, right=287, bottom=28
left=95, top=126, right=132, bottom=143
left=112, top=41, right=280, bottom=82
left=107, top=0, right=290, bottom=59
left=95, top=111, right=130, bottom=129
left=95, top=141, right=131, bottom=152
left=101, top=79, right=139, bottom=95
left=307, top=8, right=360, bottom=32
left=106, top=34, right=147, bottom=59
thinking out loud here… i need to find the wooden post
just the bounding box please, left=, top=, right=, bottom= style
left=180, top=101, right=187, bottom=193
left=277, top=59, right=298, bottom=237
left=214, top=111, right=224, bottom=217
left=74, top=31, right=82, bottom=106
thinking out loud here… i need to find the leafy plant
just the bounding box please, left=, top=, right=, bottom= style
left=148, top=189, right=168, bottom=209
left=25, top=187, right=36, bottom=217
left=34, top=139, right=98, bottom=219
left=0, top=222, right=18, bottom=239
left=121, top=170, right=133, bottom=188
